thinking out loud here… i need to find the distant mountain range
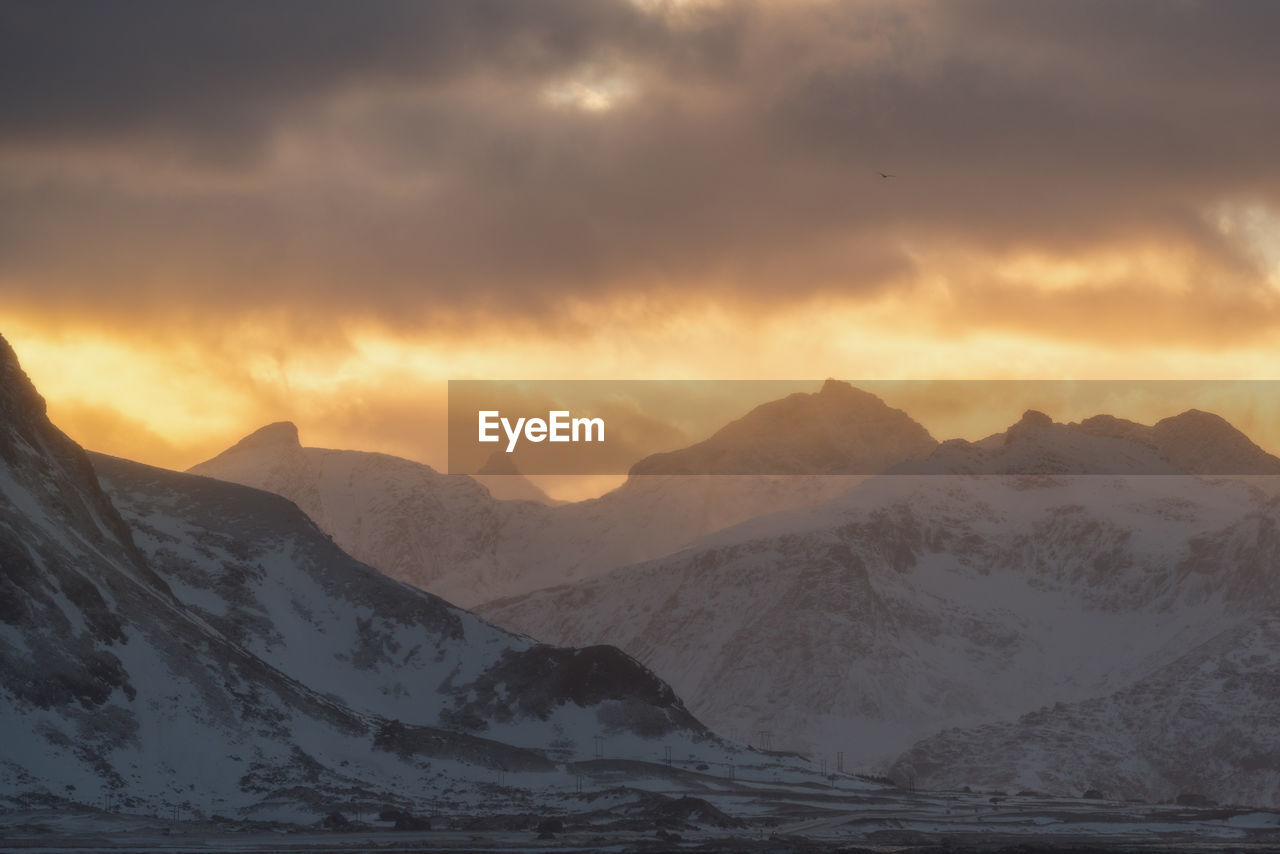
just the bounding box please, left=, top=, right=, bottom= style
left=891, top=407, right=1280, bottom=475
left=84, top=374, right=1280, bottom=807
left=472, top=395, right=1280, bottom=804
left=630, top=379, right=939, bottom=474
left=189, top=419, right=863, bottom=607
left=192, top=381, right=1280, bottom=609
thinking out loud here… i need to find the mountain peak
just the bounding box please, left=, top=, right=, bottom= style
left=1160, top=408, right=1229, bottom=430
left=819, top=378, right=856, bottom=396
left=894, top=403, right=1280, bottom=475
left=227, top=421, right=301, bottom=453
left=1150, top=408, right=1280, bottom=474
left=630, top=382, right=937, bottom=475
left=816, top=378, right=887, bottom=406
left=1017, top=409, right=1054, bottom=429
left=0, top=331, right=165, bottom=620
left=998, top=409, right=1057, bottom=448
left=0, top=333, right=50, bottom=427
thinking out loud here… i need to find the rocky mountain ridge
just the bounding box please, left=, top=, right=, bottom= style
left=0, top=334, right=739, bottom=820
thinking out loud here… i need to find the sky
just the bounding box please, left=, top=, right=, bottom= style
left=3, top=0, right=1280, bottom=497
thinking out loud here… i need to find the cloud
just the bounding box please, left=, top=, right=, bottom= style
left=44, top=401, right=190, bottom=468
left=0, top=1, right=671, bottom=158
left=4, top=0, right=1280, bottom=377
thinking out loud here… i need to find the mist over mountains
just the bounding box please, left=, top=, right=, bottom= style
left=630, top=379, right=938, bottom=475
left=192, top=380, right=1280, bottom=608
left=892, top=406, right=1280, bottom=475
left=7, top=349, right=1280, bottom=827
left=189, top=415, right=864, bottom=607
left=193, top=380, right=1280, bottom=807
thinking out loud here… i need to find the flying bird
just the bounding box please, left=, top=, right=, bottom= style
left=878, top=171, right=896, bottom=178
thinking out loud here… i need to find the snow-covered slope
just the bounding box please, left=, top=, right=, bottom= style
left=890, top=612, right=1280, bottom=807
left=188, top=422, right=540, bottom=607
left=479, top=471, right=1280, bottom=805
left=1, top=337, right=399, bottom=818
left=189, top=424, right=863, bottom=606
left=93, top=452, right=705, bottom=746
left=0, top=334, right=735, bottom=820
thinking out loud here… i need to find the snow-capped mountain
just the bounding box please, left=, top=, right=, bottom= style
left=1075, top=409, right=1280, bottom=475
left=189, top=387, right=1280, bottom=611
left=630, top=379, right=938, bottom=475
left=0, top=334, right=730, bottom=820
left=189, top=422, right=864, bottom=607
left=188, top=421, right=537, bottom=607
left=92, top=452, right=703, bottom=745
left=177, top=381, right=1280, bottom=806
left=891, top=408, right=1280, bottom=475
left=479, top=469, right=1280, bottom=805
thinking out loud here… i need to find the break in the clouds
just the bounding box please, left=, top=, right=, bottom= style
left=4, top=0, right=1280, bottom=340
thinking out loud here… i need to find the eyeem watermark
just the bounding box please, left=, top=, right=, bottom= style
left=478, top=410, right=605, bottom=453
left=448, top=379, right=1280, bottom=475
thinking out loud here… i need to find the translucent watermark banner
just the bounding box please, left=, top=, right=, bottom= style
left=447, top=380, right=1280, bottom=476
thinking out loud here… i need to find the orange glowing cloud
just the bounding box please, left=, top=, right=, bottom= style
left=4, top=0, right=1280, bottom=494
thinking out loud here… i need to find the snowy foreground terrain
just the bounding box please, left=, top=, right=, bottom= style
left=5, top=772, right=1280, bottom=852
left=6, top=333, right=1280, bottom=851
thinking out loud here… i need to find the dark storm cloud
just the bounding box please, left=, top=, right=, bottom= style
left=0, top=0, right=669, bottom=160
left=766, top=1, right=1280, bottom=247
left=3, top=0, right=1280, bottom=337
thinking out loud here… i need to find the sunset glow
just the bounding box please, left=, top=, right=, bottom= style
left=4, top=0, right=1279, bottom=495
